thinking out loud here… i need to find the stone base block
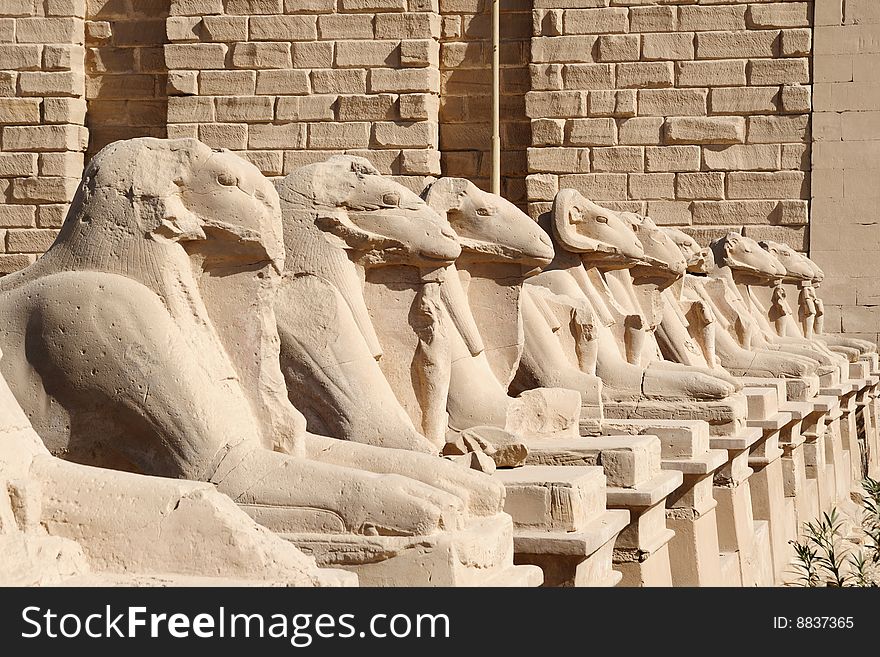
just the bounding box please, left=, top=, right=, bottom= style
left=287, top=514, right=542, bottom=587
left=494, top=466, right=629, bottom=587
left=602, top=395, right=747, bottom=437
left=495, top=465, right=606, bottom=532
left=513, top=510, right=630, bottom=587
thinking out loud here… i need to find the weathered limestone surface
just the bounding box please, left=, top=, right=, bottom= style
left=0, top=137, right=537, bottom=587
left=0, top=0, right=878, bottom=591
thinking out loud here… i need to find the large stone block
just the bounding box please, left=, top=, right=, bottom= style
left=591, top=146, right=644, bottom=173
left=374, top=12, right=440, bottom=40
left=710, top=87, right=779, bottom=115
left=336, top=41, right=399, bottom=68
left=747, top=115, right=810, bottom=144
left=679, top=5, right=747, bottom=32
left=563, top=63, right=614, bottom=90
left=525, top=90, right=588, bottom=119
left=370, top=68, right=440, bottom=93
left=616, top=62, right=674, bottom=89
left=596, top=34, right=640, bottom=63
left=696, top=30, right=779, bottom=59
left=628, top=173, right=675, bottom=201
left=531, top=35, right=596, bottom=64
left=567, top=117, right=616, bottom=146
left=14, top=18, right=83, bottom=44
left=248, top=122, right=308, bottom=149
left=249, top=15, right=317, bottom=41
left=639, top=89, right=707, bottom=117
left=703, top=144, right=780, bottom=171
left=0, top=98, right=41, bottom=125
left=308, top=121, right=371, bottom=149
left=166, top=43, right=228, bottom=70
left=747, top=3, right=810, bottom=29
left=311, top=69, right=367, bottom=94
left=557, top=172, right=628, bottom=200
left=630, top=6, right=675, bottom=34
left=276, top=95, right=337, bottom=121
left=564, top=8, right=629, bottom=35
left=664, top=117, right=745, bottom=145
left=676, top=172, right=725, bottom=201
left=641, top=33, right=695, bottom=61
left=618, top=117, right=664, bottom=145
left=677, top=60, right=746, bottom=88
left=232, top=42, right=290, bottom=69
left=0, top=45, right=42, bottom=71
left=6, top=227, right=61, bottom=252
left=215, top=96, right=274, bottom=123
left=726, top=171, right=807, bottom=200
left=3, top=125, right=87, bottom=152
left=748, top=58, right=810, bottom=85
left=373, top=121, right=437, bottom=148
left=645, top=145, right=701, bottom=172
left=692, top=200, right=779, bottom=225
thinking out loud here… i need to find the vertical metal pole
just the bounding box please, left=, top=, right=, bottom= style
left=491, top=0, right=501, bottom=195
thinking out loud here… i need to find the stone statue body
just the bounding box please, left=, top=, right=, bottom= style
left=523, top=189, right=739, bottom=412
left=705, top=233, right=846, bottom=383
left=616, top=214, right=742, bottom=392
left=760, top=241, right=875, bottom=358
left=0, top=349, right=346, bottom=586
left=424, top=178, right=582, bottom=439
left=275, top=156, right=450, bottom=453
left=0, top=139, right=503, bottom=546
left=664, top=229, right=820, bottom=380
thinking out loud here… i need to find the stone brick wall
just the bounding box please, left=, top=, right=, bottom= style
left=811, top=0, right=880, bottom=343
left=2, top=0, right=876, bottom=336
left=164, top=0, right=442, bottom=191
left=439, top=0, right=531, bottom=205
left=0, top=0, right=87, bottom=274
left=84, top=0, right=169, bottom=158
left=524, top=0, right=812, bottom=252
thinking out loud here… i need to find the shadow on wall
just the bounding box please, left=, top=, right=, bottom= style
left=439, top=0, right=531, bottom=207
left=85, top=0, right=170, bottom=161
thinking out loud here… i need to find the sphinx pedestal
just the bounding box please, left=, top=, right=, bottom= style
left=603, top=419, right=726, bottom=587
left=285, top=516, right=543, bottom=587
left=710, top=426, right=768, bottom=586
left=495, top=466, right=629, bottom=587
left=523, top=435, right=680, bottom=586
left=819, top=382, right=860, bottom=516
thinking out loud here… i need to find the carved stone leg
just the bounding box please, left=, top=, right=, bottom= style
left=855, top=381, right=879, bottom=479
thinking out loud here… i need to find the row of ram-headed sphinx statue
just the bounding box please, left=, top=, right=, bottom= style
left=1, top=137, right=877, bottom=586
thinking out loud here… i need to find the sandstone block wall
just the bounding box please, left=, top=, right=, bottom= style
left=1, top=0, right=879, bottom=343
left=0, top=0, right=86, bottom=274
left=524, top=0, right=813, bottom=252
left=84, top=0, right=170, bottom=158
left=811, top=0, right=880, bottom=343
left=439, top=0, right=531, bottom=205
left=163, top=0, right=442, bottom=192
